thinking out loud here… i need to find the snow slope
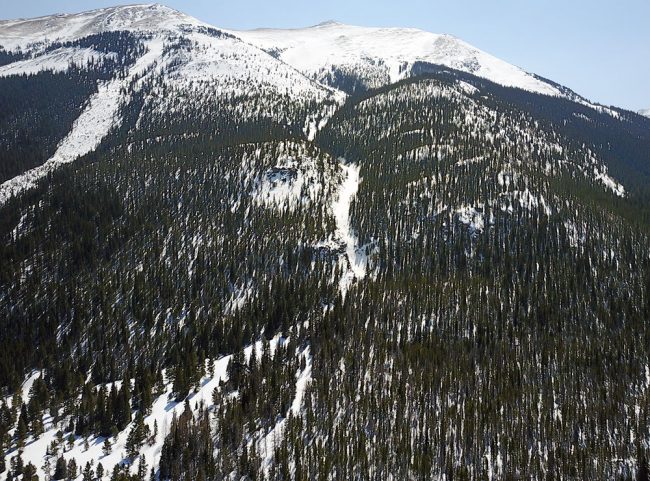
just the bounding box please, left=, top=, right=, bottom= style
left=158, top=27, right=332, bottom=99
left=3, top=357, right=228, bottom=480
left=0, top=4, right=204, bottom=51
left=639, top=108, right=650, bottom=118
left=233, top=22, right=562, bottom=96
left=0, top=5, right=336, bottom=204
left=332, top=161, right=367, bottom=296
left=0, top=4, right=332, bottom=97
left=0, top=37, right=163, bottom=205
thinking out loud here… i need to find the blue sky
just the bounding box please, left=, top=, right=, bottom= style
left=3, top=0, right=649, bottom=111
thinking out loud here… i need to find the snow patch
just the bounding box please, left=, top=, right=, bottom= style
left=456, top=205, right=485, bottom=233
left=256, top=344, right=312, bottom=476
left=225, top=283, right=255, bottom=314
left=290, top=346, right=312, bottom=416
left=500, top=189, right=552, bottom=215
left=457, top=80, right=479, bottom=95
left=594, top=167, right=625, bottom=197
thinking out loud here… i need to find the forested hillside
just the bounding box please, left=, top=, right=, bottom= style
left=1, top=5, right=649, bottom=481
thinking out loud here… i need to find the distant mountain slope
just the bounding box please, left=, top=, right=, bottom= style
left=233, top=21, right=561, bottom=95
left=0, top=4, right=332, bottom=97
left=640, top=108, right=650, bottom=118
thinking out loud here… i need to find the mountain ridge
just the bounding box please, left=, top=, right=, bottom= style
left=0, top=4, right=199, bottom=49
left=0, top=4, right=633, bottom=112
left=232, top=21, right=562, bottom=97
left=0, top=2, right=640, bottom=205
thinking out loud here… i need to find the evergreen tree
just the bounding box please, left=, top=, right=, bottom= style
left=22, top=463, right=38, bottom=481
left=66, top=459, right=77, bottom=480
left=82, top=462, right=93, bottom=481
left=52, top=457, right=67, bottom=480
left=16, top=414, right=28, bottom=449
left=137, top=455, right=147, bottom=481
left=102, top=438, right=112, bottom=457
left=115, top=378, right=132, bottom=431
left=126, top=412, right=149, bottom=460
left=639, top=456, right=649, bottom=481
left=171, top=366, right=188, bottom=402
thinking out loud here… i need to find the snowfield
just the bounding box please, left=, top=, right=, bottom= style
left=233, top=21, right=563, bottom=96
left=0, top=4, right=206, bottom=52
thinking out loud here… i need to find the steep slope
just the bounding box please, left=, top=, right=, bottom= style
left=310, top=76, right=650, bottom=481
left=2, top=70, right=649, bottom=481
left=0, top=4, right=334, bottom=101
left=234, top=22, right=633, bottom=122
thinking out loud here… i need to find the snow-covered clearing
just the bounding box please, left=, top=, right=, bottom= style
left=456, top=205, right=485, bottom=233
left=253, top=156, right=323, bottom=212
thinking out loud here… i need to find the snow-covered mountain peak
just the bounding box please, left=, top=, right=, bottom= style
left=233, top=22, right=563, bottom=96
left=0, top=4, right=204, bottom=51
left=311, top=20, right=343, bottom=28
left=0, top=4, right=336, bottom=99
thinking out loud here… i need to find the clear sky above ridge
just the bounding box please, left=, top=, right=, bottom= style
left=2, top=0, right=648, bottom=111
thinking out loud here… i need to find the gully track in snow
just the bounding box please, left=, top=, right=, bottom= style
left=332, top=160, right=367, bottom=296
